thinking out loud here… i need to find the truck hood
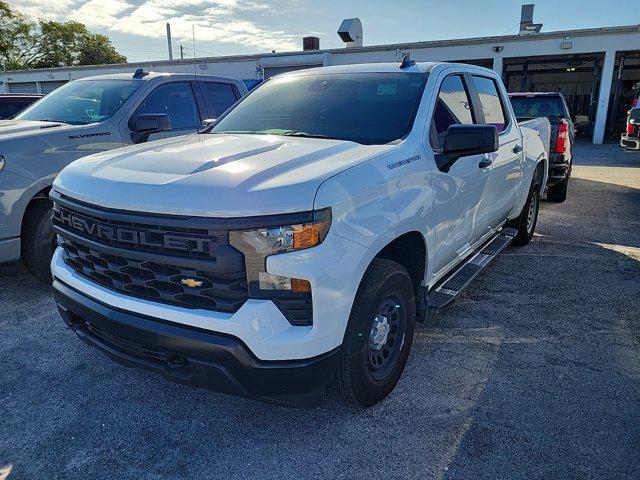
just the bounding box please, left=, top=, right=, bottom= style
left=0, top=119, right=67, bottom=137
left=54, top=133, right=395, bottom=217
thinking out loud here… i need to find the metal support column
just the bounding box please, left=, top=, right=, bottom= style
left=593, top=50, right=616, bottom=145
left=520, top=62, right=528, bottom=92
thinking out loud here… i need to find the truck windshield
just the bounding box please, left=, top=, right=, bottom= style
left=16, top=80, right=140, bottom=125
left=510, top=96, right=565, bottom=121
left=210, top=72, right=427, bottom=145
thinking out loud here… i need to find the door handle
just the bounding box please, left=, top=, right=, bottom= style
left=479, top=157, right=493, bottom=168
left=512, top=144, right=523, bottom=154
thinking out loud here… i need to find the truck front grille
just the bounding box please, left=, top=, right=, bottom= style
left=53, top=204, right=226, bottom=260
left=52, top=196, right=249, bottom=314
left=60, top=238, right=248, bottom=312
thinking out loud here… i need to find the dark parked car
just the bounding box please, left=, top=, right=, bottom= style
left=0, top=94, right=43, bottom=119
left=509, top=92, right=574, bottom=202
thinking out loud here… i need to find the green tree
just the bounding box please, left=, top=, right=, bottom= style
left=0, top=1, right=126, bottom=70
left=77, top=33, right=127, bottom=67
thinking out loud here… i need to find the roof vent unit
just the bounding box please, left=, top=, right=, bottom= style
left=303, top=36, right=320, bottom=51
left=337, top=18, right=363, bottom=48
left=518, top=4, right=543, bottom=36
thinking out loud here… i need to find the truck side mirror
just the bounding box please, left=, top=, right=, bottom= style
left=436, top=124, right=498, bottom=172
left=198, top=118, right=217, bottom=133
left=130, top=113, right=172, bottom=144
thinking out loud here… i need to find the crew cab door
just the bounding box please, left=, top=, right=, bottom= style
left=196, top=80, right=241, bottom=120
left=126, top=81, right=203, bottom=143
left=467, top=74, right=522, bottom=241
left=428, top=73, right=491, bottom=274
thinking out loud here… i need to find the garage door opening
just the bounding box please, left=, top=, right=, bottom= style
left=605, top=51, right=640, bottom=141
left=504, top=53, right=606, bottom=140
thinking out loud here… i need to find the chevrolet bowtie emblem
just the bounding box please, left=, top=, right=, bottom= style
left=181, top=278, right=203, bottom=288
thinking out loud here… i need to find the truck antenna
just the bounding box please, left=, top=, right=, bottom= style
left=133, top=68, right=148, bottom=79
left=399, top=53, right=415, bottom=69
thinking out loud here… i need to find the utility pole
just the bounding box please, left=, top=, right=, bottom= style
left=166, top=23, right=173, bottom=61
left=179, top=45, right=184, bottom=60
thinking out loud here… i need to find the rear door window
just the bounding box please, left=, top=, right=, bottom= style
left=135, top=82, right=200, bottom=130
left=430, top=75, right=474, bottom=149
left=472, top=76, right=508, bottom=132
left=201, top=82, right=239, bottom=118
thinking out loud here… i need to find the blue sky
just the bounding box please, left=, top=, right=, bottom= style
left=8, top=0, right=640, bottom=63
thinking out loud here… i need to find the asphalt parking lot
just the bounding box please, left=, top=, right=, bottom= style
left=1, top=142, right=638, bottom=480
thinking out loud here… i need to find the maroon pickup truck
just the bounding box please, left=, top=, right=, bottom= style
left=0, top=93, right=43, bottom=119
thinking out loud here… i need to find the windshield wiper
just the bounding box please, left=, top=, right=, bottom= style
left=277, top=131, right=338, bottom=140
left=38, top=118, right=71, bottom=125
left=212, top=129, right=341, bottom=141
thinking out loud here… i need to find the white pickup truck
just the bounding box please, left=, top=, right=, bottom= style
left=0, top=70, right=247, bottom=282
left=50, top=61, right=550, bottom=407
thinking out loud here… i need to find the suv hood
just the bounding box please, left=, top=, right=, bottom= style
left=54, top=133, right=395, bottom=217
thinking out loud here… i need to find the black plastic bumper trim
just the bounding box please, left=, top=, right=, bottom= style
left=53, top=279, right=340, bottom=407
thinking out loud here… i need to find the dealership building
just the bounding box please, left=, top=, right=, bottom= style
left=1, top=6, right=639, bottom=145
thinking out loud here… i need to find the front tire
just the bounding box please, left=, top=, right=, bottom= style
left=507, top=178, right=540, bottom=246
left=21, top=199, right=55, bottom=284
left=331, top=258, right=416, bottom=407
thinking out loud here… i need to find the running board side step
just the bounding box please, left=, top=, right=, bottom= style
left=427, top=228, right=518, bottom=311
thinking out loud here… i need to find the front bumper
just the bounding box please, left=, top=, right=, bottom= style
left=620, top=134, right=640, bottom=150
left=53, top=278, right=340, bottom=407
left=51, top=221, right=370, bottom=361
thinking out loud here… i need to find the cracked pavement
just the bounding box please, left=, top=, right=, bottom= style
left=1, top=142, right=639, bottom=479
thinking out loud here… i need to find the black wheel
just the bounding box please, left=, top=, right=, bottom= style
left=330, top=258, right=416, bottom=407
left=507, top=178, right=540, bottom=246
left=547, top=170, right=569, bottom=203
left=21, top=199, right=55, bottom=284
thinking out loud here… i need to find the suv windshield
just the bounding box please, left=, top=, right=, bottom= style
left=210, top=72, right=427, bottom=145
left=510, top=96, right=565, bottom=121
left=16, top=80, right=140, bottom=125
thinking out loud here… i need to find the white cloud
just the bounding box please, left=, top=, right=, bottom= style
left=7, top=0, right=300, bottom=51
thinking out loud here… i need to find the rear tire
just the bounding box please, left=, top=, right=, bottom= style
left=547, top=170, right=569, bottom=203
left=330, top=258, right=416, bottom=407
left=507, top=178, right=540, bottom=246
left=22, top=199, right=55, bottom=285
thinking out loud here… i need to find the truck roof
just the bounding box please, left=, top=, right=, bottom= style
left=279, top=61, right=504, bottom=78
left=509, top=92, right=565, bottom=97
left=282, top=62, right=445, bottom=76
left=73, top=71, right=242, bottom=82
left=0, top=93, right=43, bottom=98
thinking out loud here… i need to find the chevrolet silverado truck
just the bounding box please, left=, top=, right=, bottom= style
left=0, top=70, right=247, bottom=282
left=51, top=61, right=550, bottom=407
left=509, top=92, right=572, bottom=202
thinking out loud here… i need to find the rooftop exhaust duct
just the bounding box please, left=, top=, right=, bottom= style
left=519, top=4, right=543, bottom=35
left=303, top=36, right=320, bottom=51
left=338, top=18, right=363, bottom=48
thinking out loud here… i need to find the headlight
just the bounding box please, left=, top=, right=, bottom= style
left=0, top=155, right=5, bottom=171
left=229, top=207, right=331, bottom=293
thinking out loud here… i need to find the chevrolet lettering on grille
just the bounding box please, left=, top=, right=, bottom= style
left=55, top=208, right=211, bottom=254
